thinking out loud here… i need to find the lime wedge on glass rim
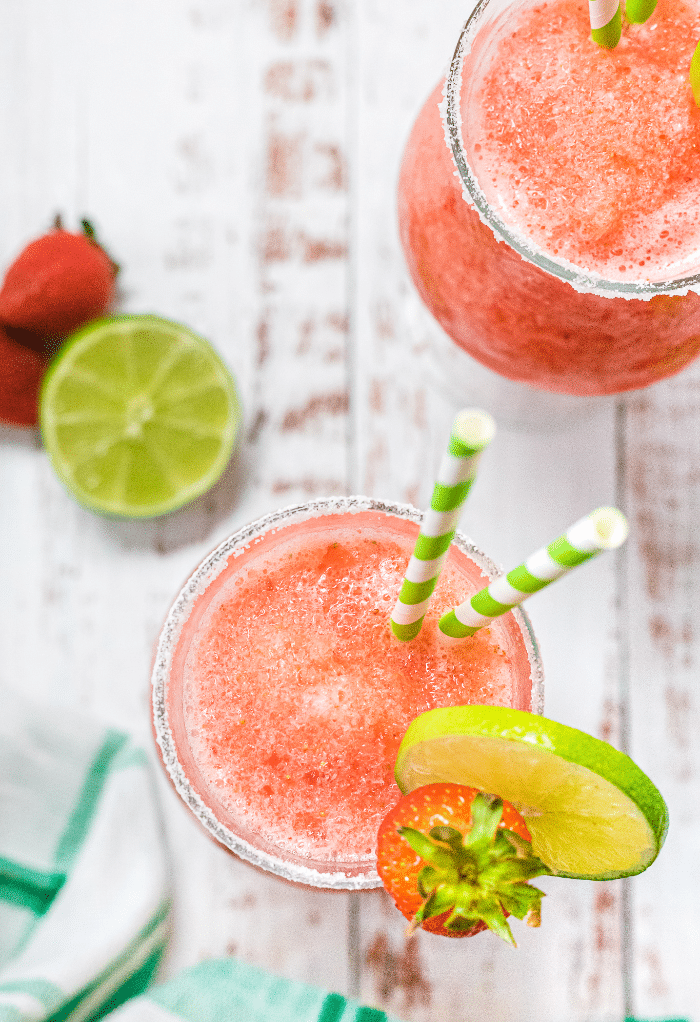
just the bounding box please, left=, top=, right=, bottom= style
left=394, top=706, right=668, bottom=880
left=40, top=315, right=241, bottom=518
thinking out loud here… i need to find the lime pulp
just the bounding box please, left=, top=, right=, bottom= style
left=394, top=705, right=669, bottom=880
left=40, top=315, right=241, bottom=518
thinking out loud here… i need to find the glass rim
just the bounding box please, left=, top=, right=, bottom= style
left=152, top=495, right=544, bottom=890
left=442, top=0, right=700, bottom=299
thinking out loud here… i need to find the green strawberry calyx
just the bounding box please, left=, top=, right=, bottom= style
left=80, top=218, right=120, bottom=276
left=398, top=793, right=551, bottom=945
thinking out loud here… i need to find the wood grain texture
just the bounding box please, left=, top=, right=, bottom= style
left=621, top=361, right=700, bottom=1020
left=1, top=0, right=697, bottom=1018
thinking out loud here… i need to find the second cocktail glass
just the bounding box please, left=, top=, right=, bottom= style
left=398, top=0, right=700, bottom=397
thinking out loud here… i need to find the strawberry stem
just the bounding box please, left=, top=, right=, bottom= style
left=81, top=218, right=120, bottom=276
left=398, top=793, right=551, bottom=945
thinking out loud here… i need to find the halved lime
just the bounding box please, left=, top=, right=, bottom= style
left=40, top=315, right=241, bottom=518
left=394, top=706, right=668, bottom=880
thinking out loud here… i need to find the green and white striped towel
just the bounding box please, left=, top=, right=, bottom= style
left=103, top=958, right=403, bottom=1022
left=0, top=687, right=171, bottom=1022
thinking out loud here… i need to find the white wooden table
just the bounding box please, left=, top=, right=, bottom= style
left=1, top=1, right=698, bottom=1019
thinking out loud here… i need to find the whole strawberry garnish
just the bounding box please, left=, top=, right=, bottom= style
left=0, top=325, right=48, bottom=426
left=377, top=783, right=550, bottom=944
left=0, top=217, right=118, bottom=350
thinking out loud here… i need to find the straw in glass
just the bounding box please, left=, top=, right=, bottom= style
left=625, top=0, right=657, bottom=22
left=691, top=39, right=700, bottom=107
left=439, top=507, right=628, bottom=639
left=589, top=0, right=621, bottom=48
left=390, top=409, right=496, bottom=642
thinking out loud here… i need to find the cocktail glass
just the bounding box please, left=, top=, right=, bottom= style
left=398, top=0, right=700, bottom=398
left=152, top=496, right=544, bottom=890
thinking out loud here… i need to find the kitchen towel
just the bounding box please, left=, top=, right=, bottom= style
left=103, top=957, right=402, bottom=1022
left=0, top=687, right=171, bottom=1022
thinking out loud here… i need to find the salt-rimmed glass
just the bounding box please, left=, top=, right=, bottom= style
left=152, top=496, right=544, bottom=890
left=397, top=0, right=700, bottom=397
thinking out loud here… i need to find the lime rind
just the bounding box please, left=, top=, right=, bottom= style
left=395, top=706, right=669, bottom=881
left=40, top=315, right=241, bottom=518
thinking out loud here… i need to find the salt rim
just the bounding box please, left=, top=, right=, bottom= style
left=151, top=495, right=544, bottom=890
left=441, top=0, right=700, bottom=300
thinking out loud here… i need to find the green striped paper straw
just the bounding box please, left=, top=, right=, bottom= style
left=589, top=0, right=621, bottom=48
left=625, top=0, right=657, bottom=22
left=439, top=506, right=628, bottom=639
left=390, top=409, right=496, bottom=642
left=691, top=38, right=700, bottom=107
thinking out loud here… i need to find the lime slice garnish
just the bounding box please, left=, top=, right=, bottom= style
left=394, top=706, right=668, bottom=880
left=40, top=315, right=241, bottom=518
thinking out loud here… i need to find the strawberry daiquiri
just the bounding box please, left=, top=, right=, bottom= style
left=152, top=497, right=543, bottom=889
left=398, top=0, right=700, bottom=395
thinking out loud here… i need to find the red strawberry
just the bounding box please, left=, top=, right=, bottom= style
left=0, top=325, right=48, bottom=426
left=0, top=218, right=117, bottom=349
left=376, top=783, right=549, bottom=944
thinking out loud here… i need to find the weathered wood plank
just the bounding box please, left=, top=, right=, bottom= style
left=622, top=362, right=700, bottom=1021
